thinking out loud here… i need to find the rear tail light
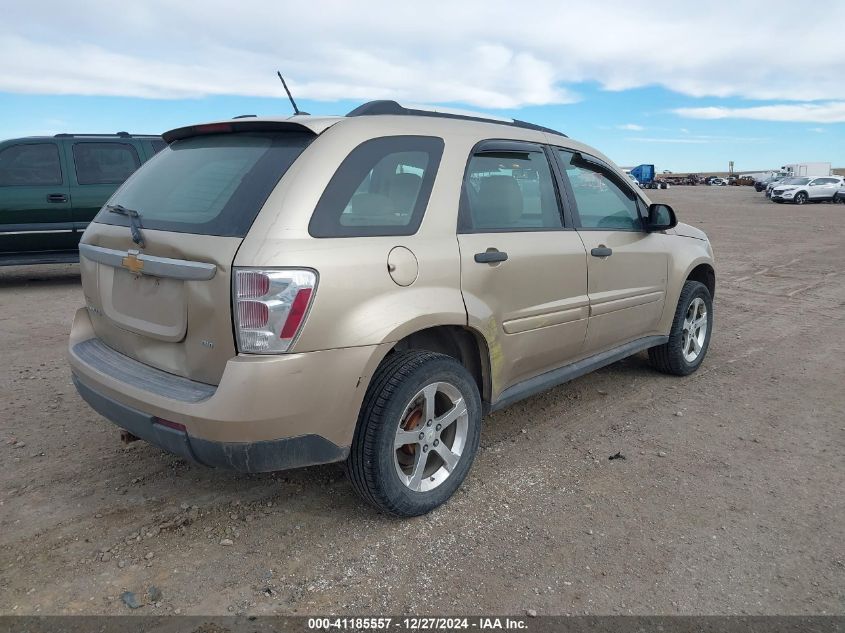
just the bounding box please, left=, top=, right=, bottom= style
left=233, top=268, right=317, bottom=354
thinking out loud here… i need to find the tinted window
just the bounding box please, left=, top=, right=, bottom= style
left=462, top=148, right=561, bottom=231
left=0, top=143, right=62, bottom=186
left=73, top=142, right=141, bottom=185
left=149, top=140, right=167, bottom=155
left=557, top=150, right=642, bottom=231
left=94, top=132, right=312, bottom=237
left=309, top=136, right=443, bottom=238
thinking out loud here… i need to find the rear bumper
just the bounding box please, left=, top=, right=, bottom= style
left=69, top=307, right=391, bottom=472
left=72, top=375, right=346, bottom=472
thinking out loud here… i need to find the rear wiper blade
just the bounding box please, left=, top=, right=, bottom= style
left=106, top=204, right=145, bottom=248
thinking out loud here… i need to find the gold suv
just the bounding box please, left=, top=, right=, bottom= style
left=69, top=102, right=715, bottom=516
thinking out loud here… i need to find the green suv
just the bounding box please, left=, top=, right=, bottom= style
left=0, top=133, right=164, bottom=266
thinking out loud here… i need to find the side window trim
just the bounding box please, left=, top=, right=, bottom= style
left=457, top=138, right=570, bottom=234
left=542, top=144, right=576, bottom=229
left=551, top=147, right=647, bottom=233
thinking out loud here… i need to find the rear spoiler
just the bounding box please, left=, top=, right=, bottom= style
left=162, top=118, right=340, bottom=143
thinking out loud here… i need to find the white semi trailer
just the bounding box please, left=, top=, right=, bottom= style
left=782, top=162, right=832, bottom=177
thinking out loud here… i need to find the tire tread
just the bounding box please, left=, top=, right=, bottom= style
left=649, top=280, right=712, bottom=376
left=346, top=350, right=465, bottom=516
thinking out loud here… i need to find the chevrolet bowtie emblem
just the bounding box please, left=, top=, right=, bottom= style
left=121, top=250, right=144, bottom=274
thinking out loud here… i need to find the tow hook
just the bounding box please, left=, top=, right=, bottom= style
left=120, top=429, right=140, bottom=444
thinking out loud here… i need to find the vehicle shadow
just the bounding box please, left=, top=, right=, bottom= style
left=0, top=264, right=80, bottom=287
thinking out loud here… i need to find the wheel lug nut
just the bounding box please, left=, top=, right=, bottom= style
left=436, top=424, right=442, bottom=431
left=433, top=440, right=439, bottom=447
left=418, top=432, right=425, bottom=440
left=427, top=420, right=432, bottom=426
left=422, top=445, right=429, bottom=452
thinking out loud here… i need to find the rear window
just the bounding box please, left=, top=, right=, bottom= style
left=94, top=132, right=312, bottom=237
left=149, top=140, right=167, bottom=154
left=72, top=142, right=140, bottom=185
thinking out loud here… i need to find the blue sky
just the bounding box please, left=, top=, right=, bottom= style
left=1, top=1, right=843, bottom=173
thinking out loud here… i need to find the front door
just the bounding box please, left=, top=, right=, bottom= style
left=457, top=141, right=589, bottom=399
left=554, top=149, right=668, bottom=353
left=0, top=141, right=73, bottom=256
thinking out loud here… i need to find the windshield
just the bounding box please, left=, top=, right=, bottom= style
left=94, top=132, right=312, bottom=237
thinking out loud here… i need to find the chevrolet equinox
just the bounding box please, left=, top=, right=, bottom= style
left=69, top=101, right=715, bottom=516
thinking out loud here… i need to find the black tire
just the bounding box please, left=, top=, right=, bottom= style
left=345, top=350, right=482, bottom=517
left=794, top=191, right=807, bottom=205
left=649, top=280, right=713, bottom=376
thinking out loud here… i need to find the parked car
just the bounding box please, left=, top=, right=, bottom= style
left=834, top=180, right=845, bottom=203
left=68, top=102, right=716, bottom=516
left=765, top=177, right=791, bottom=197
left=628, top=173, right=641, bottom=188
left=771, top=176, right=845, bottom=204
left=755, top=176, right=781, bottom=192
left=0, top=132, right=164, bottom=266
left=710, top=178, right=728, bottom=186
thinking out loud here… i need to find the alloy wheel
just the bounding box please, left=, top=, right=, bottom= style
left=681, top=297, right=708, bottom=363
left=393, top=382, right=468, bottom=492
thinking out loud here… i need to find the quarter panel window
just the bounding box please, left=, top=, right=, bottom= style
left=72, top=142, right=141, bottom=185
left=462, top=149, right=561, bottom=231
left=557, top=150, right=642, bottom=231
left=149, top=140, right=167, bottom=155
left=0, top=143, right=62, bottom=186
left=309, top=136, right=444, bottom=238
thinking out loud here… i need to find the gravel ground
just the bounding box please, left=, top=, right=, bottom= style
left=1, top=186, right=843, bottom=615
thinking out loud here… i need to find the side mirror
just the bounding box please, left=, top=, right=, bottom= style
left=646, top=203, right=677, bottom=232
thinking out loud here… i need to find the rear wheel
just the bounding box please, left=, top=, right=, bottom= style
left=649, top=281, right=713, bottom=376
left=794, top=192, right=808, bottom=205
left=346, top=350, right=482, bottom=517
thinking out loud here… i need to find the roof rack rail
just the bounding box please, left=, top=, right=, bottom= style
left=53, top=132, right=157, bottom=138
left=346, top=100, right=566, bottom=137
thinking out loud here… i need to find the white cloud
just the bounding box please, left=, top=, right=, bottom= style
left=674, top=102, right=845, bottom=123
left=618, top=123, right=645, bottom=131
left=1, top=1, right=844, bottom=107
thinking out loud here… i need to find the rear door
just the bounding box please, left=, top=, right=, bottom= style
left=457, top=141, right=589, bottom=398
left=79, top=130, right=314, bottom=385
left=64, top=139, right=143, bottom=235
left=554, top=149, right=668, bottom=353
left=808, top=177, right=840, bottom=200
left=0, top=140, right=73, bottom=256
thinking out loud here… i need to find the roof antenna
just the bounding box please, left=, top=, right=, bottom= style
left=277, top=71, right=309, bottom=116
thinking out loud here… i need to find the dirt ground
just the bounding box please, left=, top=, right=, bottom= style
left=1, top=186, right=843, bottom=616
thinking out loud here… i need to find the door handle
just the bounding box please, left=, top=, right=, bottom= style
left=47, top=193, right=68, bottom=203
left=474, top=250, right=508, bottom=264
left=590, top=246, right=613, bottom=257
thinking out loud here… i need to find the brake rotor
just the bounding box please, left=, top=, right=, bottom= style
left=398, top=404, right=423, bottom=458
